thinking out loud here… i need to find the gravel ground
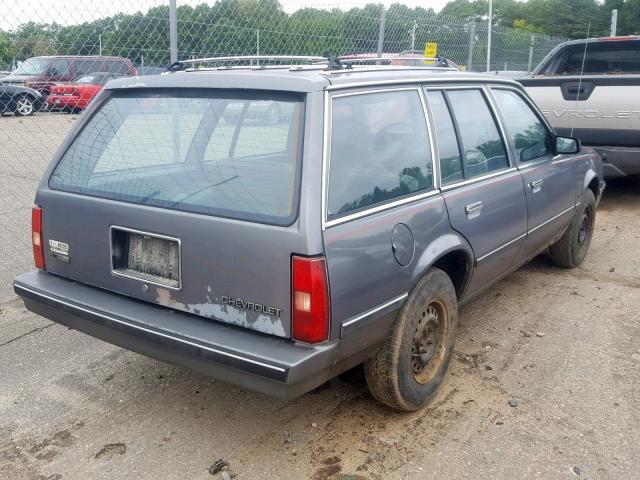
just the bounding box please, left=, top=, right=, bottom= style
left=1, top=113, right=639, bottom=480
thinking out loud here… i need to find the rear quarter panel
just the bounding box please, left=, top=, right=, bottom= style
left=323, top=196, right=472, bottom=355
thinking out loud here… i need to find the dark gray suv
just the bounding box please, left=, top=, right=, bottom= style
left=14, top=57, right=605, bottom=410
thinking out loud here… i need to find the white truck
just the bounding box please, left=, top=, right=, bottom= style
left=519, top=36, right=640, bottom=178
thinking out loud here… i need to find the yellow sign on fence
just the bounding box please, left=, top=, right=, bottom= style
left=424, top=42, right=438, bottom=64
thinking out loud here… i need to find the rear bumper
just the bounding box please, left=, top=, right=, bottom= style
left=591, top=146, right=640, bottom=178
left=13, top=270, right=339, bottom=398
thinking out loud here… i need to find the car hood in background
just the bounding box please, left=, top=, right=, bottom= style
left=1, top=74, right=38, bottom=85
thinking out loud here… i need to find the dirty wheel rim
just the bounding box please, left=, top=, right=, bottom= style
left=411, top=299, right=448, bottom=384
left=576, top=206, right=593, bottom=252
left=17, top=97, right=33, bottom=115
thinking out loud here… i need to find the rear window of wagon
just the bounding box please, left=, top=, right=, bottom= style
left=49, top=90, right=305, bottom=226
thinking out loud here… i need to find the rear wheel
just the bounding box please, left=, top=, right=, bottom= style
left=550, top=190, right=596, bottom=268
left=15, top=95, right=35, bottom=116
left=364, top=268, right=458, bottom=411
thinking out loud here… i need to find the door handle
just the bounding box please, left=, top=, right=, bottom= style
left=529, top=179, right=543, bottom=192
left=465, top=201, right=483, bottom=215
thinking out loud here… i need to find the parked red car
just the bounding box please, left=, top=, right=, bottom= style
left=47, top=73, right=127, bottom=112
left=1, top=56, right=137, bottom=96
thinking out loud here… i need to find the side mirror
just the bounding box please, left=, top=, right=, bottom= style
left=555, top=136, right=580, bottom=154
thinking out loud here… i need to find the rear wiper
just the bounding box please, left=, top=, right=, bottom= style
left=139, top=190, right=162, bottom=203
left=169, top=175, right=239, bottom=208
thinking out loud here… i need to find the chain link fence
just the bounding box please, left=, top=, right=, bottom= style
left=1, top=1, right=568, bottom=73
left=0, top=0, right=568, bottom=301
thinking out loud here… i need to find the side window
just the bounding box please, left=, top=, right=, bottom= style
left=49, top=59, right=70, bottom=77
left=446, top=89, right=509, bottom=179
left=328, top=90, right=433, bottom=219
left=107, top=61, right=129, bottom=74
left=426, top=91, right=463, bottom=185
left=76, top=60, right=98, bottom=75
left=492, top=89, right=551, bottom=162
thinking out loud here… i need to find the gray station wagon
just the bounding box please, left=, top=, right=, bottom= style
left=14, top=56, right=605, bottom=411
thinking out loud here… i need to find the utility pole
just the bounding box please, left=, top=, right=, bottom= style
left=527, top=35, right=535, bottom=73
left=377, top=5, right=387, bottom=61
left=467, top=21, right=476, bottom=71
left=98, top=34, right=102, bottom=56
left=486, top=0, right=493, bottom=71
left=610, top=9, right=618, bottom=37
left=169, top=0, right=178, bottom=64
left=410, top=20, right=417, bottom=51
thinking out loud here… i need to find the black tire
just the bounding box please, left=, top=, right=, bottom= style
left=550, top=189, right=596, bottom=269
left=14, top=95, right=35, bottom=116
left=364, top=268, right=458, bottom=411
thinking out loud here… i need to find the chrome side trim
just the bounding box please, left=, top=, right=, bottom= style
left=14, top=283, right=287, bottom=374
left=440, top=167, right=518, bottom=192
left=326, top=76, right=522, bottom=92
left=331, top=86, right=420, bottom=98
left=476, top=233, right=526, bottom=262
left=476, top=202, right=580, bottom=263
left=342, top=293, right=408, bottom=328
left=321, top=90, right=331, bottom=230
left=529, top=203, right=579, bottom=234
left=324, top=190, right=440, bottom=228
left=418, top=87, right=440, bottom=190
left=423, top=88, right=442, bottom=190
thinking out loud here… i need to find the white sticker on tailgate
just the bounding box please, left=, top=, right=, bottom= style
left=49, top=239, right=70, bottom=262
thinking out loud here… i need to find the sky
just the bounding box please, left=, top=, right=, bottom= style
left=1, top=0, right=453, bottom=30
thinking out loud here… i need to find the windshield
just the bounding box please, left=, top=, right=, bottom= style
left=14, top=57, right=50, bottom=75
left=49, top=90, right=304, bottom=225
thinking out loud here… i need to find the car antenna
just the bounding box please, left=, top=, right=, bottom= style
left=570, top=23, right=590, bottom=138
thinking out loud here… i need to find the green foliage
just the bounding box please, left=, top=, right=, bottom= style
left=0, top=0, right=638, bottom=71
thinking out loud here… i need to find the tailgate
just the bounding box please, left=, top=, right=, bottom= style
left=521, top=75, right=640, bottom=147
left=38, top=189, right=302, bottom=337
left=38, top=89, right=309, bottom=338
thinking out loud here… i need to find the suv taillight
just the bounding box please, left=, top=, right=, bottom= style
left=32, top=206, right=45, bottom=270
left=291, top=255, right=329, bottom=344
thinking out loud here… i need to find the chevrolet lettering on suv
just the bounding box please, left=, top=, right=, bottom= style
left=14, top=55, right=604, bottom=410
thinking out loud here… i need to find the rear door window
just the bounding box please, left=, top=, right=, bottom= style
left=49, top=59, right=70, bottom=77
left=106, top=60, right=129, bottom=74
left=426, top=91, right=463, bottom=185
left=491, top=89, right=551, bottom=162
left=445, top=89, right=509, bottom=179
left=76, top=59, right=103, bottom=75
left=49, top=91, right=304, bottom=226
left=327, top=89, right=433, bottom=219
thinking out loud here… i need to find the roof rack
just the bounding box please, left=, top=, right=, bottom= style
left=167, top=55, right=327, bottom=72
left=338, top=55, right=452, bottom=68
left=165, top=54, right=457, bottom=73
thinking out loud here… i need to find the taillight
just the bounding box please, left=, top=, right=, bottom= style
left=291, top=255, right=330, bottom=344
left=32, top=206, right=45, bottom=270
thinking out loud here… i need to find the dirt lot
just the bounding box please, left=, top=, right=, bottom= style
left=1, top=113, right=639, bottom=480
